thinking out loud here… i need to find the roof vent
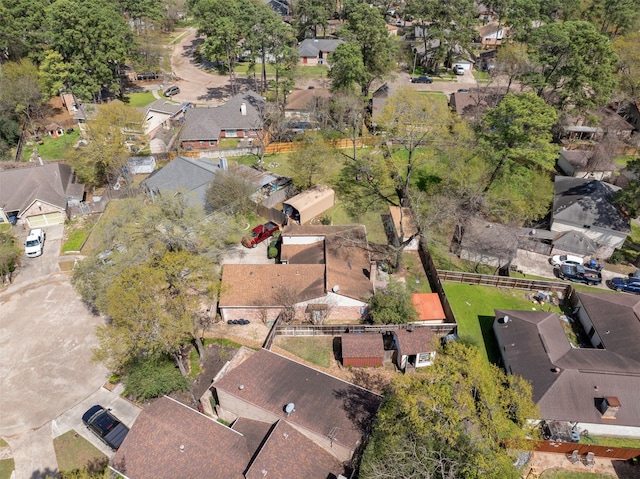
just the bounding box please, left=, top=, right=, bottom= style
left=285, top=403, right=295, bottom=416
left=180, top=444, right=185, bottom=452
left=599, top=396, right=621, bottom=419
left=332, top=285, right=340, bottom=292
left=498, top=315, right=509, bottom=324
left=239, top=384, right=245, bottom=390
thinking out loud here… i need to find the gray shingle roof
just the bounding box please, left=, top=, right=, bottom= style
left=496, top=294, right=640, bottom=428
left=553, top=177, right=630, bottom=233
left=0, top=163, right=78, bottom=215
left=297, top=39, right=344, bottom=57
left=180, top=108, right=222, bottom=142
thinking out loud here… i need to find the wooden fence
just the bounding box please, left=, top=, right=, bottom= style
left=435, top=269, right=573, bottom=294
left=263, top=137, right=367, bottom=155
left=524, top=439, right=640, bottom=461
left=273, top=322, right=456, bottom=339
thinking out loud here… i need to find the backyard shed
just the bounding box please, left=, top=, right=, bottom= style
left=341, top=334, right=385, bottom=368
left=283, top=185, right=335, bottom=225
left=412, top=293, right=445, bottom=322
left=128, top=156, right=156, bottom=174
left=392, top=328, right=436, bottom=371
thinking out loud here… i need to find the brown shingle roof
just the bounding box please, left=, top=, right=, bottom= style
left=284, top=88, right=331, bottom=112
left=214, top=349, right=382, bottom=453
left=112, top=396, right=249, bottom=479
left=231, top=418, right=274, bottom=459
left=341, top=333, right=385, bottom=359
left=394, top=328, right=435, bottom=355
left=245, top=420, right=344, bottom=479
left=219, top=264, right=326, bottom=307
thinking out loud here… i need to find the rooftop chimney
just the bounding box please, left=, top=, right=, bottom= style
left=599, top=396, right=621, bottom=419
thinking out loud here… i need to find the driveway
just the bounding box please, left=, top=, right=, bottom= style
left=0, top=223, right=141, bottom=478
left=222, top=240, right=275, bottom=265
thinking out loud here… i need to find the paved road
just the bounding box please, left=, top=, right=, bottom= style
left=0, top=225, right=141, bottom=478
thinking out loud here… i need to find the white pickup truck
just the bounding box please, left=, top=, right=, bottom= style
left=25, top=228, right=46, bottom=257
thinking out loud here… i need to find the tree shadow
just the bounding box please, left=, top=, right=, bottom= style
left=332, top=385, right=382, bottom=435
left=28, top=467, right=59, bottom=479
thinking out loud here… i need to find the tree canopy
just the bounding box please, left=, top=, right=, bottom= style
left=360, top=342, right=539, bottom=479
left=367, top=280, right=417, bottom=324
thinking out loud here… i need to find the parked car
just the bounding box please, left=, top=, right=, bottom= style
left=136, top=71, right=157, bottom=81
left=24, top=228, right=45, bottom=257
left=164, top=85, right=180, bottom=97
left=82, top=405, right=129, bottom=450
left=558, top=264, right=602, bottom=285
left=607, top=277, right=640, bottom=294
left=241, top=222, right=279, bottom=248
left=453, top=65, right=465, bottom=75
left=629, top=270, right=640, bottom=279
left=411, top=75, right=433, bottom=84
left=549, top=254, right=584, bottom=267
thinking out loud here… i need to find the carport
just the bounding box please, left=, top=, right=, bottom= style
left=283, top=185, right=334, bottom=225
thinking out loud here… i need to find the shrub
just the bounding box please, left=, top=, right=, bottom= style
left=268, top=240, right=278, bottom=259
left=608, top=250, right=625, bottom=264
left=123, top=355, right=190, bottom=401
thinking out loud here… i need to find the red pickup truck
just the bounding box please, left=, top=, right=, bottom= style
left=241, top=222, right=279, bottom=248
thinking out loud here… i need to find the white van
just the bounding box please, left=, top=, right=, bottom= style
left=25, top=228, right=46, bottom=257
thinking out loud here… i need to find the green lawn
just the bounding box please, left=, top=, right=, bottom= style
left=126, top=91, right=157, bottom=108
left=539, top=469, right=615, bottom=479
left=62, top=227, right=90, bottom=252
left=275, top=336, right=333, bottom=368
left=579, top=434, right=640, bottom=448
left=22, top=129, right=80, bottom=161
left=443, top=283, right=563, bottom=364
left=233, top=63, right=329, bottom=79
left=53, top=430, right=108, bottom=474
left=618, top=222, right=640, bottom=264
left=0, top=459, right=13, bottom=479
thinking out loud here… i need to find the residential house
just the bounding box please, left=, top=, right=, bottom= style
left=341, top=333, right=385, bottom=367
left=412, top=293, right=446, bottom=323
left=282, top=184, right=335, bottom=224
left=219, top=224, right=374, bottom=322
left=475, top=22, right=508, bottom=48
left=369, top=83, right=391, bottom=126
left=556, top=149, right=620, bottom=181
left=458, top=218, right=518, bottom=269
left=494, top=293, right=640, bottom=438
left=284, top=88, right=331, bottom=120
left=551, top=176, right=630, bottom=258
left=561, top=106, right=635, bottom=144
left=180, top=91, right=264, bottom=150
left=0, top=163, right=84, bottom=227
left=143, top=99, right=190, bottom=138
left=392, top=328, right=436, bottom=371
left=142, top=156, right=277, bottom=208
left=213, top=348, right=382, bottom=463
left=449, top=89, right=504, bottom=122
left=111, top=395, right=345, bottom=479
left=387, top=206, right=419, bottom=251
left=297, top=39, right=344, bottom=66
left=551, top=230, right=597, bottom=257
left=619, top=100, right=640, bottom=131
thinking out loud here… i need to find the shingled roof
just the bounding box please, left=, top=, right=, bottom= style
left=112, top=396, right=250, bottom=479
left=553, top=177, right=630, bottom=234
left=495, top=294, right=640, bottom=428
left=214, top=349, right=382, bottom=453
left=341, top=333, right=385, bottom=359
left=394, top=328, right=435, bottom=355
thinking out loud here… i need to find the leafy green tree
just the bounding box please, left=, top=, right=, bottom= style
left=123, top=355, right=190, bottom=401
left=368, top=280, right=416, bottom=324
left=0, top=59, right=44, bottom=135
left=337, top=3, right=396, bottom=95
left=614, top=159, right=640, bottom=218
left=522, top=21, right=618, bottom=112
left=582, top=0, right=640, bottom=38
left=0, top=0, right=51, bottom=62
left=69, top=101, right=143, bottom=187
left=328, top=43, right=366, bottom=94
left=0, top=228, right=21, bottom=285
left=206, top=169, right=256, bottom=214
left=612, top=32, right=640, bottom=100
left=39, top=50, right=72, bottom=99
left=45, top=0, right=133, bottom=101
left=289, top=133, right=335, bottom=189
left=360, top=342, right=539, bottom=479
left=480, top=92, right=558, bottom=192
left=291, top=0, right=334, bottom=39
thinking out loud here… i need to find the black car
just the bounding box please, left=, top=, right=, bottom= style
left=608, top=277, right=640, bottom=294
left=82, top=405, right=129, bottom=450
left=411, top=75, right=433, bottom=84
left=136, top=71, right=157, bottom=81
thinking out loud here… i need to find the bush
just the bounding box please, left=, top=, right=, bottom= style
left=268, top=240, right=278, bottom=259
left=123, top=355, right=190, bottom=401
left=608, top=250, right=625, bottom=264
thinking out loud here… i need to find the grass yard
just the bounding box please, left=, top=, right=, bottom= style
left=233, top=63, right=329, bottom=80
left=22, top=129, right=80, bottom=161
left=617, top=222, right=640, bottom=265
left=0, top=459, right=13, bottom=479
left=539, top=469, right=615, bottom=479
left=275, top=336, right=333, bottom=368
left=80, top=200, right=128, bottom=254
left=53, top=430, right=108, bottom=474
left=126, top=91, right=157, bottom=108
left=443, top=283, right=563, bottom=364
left=579, top=434, right=640, bottom=448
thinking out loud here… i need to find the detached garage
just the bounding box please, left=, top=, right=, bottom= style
left=283, top=185, right=335, bottom=225
left=341, top=334, right=385, bottom=368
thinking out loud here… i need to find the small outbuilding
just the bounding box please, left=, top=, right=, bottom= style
left=388, top=206, right=419, bottom=250
left=283, top=185, right=335, bottom=225
left=341, top=334, right=385, bottom=368
left=128, top=156, right=157, bottom=175
left=412, top=293, right=445, bottom=323
left=392, top=328, right=436, bottom=371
